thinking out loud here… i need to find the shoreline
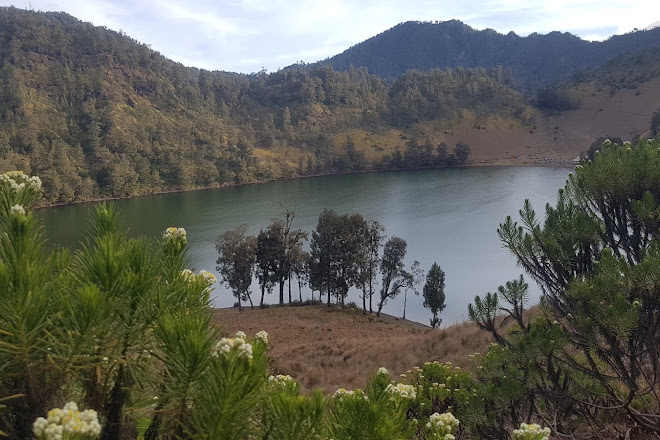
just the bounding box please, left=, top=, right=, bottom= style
left=34, top=159, right=575, bottom=210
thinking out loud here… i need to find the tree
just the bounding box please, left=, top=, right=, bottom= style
left=310, top=209, right=339, bottom=305
left=255, top=227, right=279, bottom=306
left=453, top=142, right=470, bottom=165
left=355, top=220, right=384, bottom=313
left=289, top=242, right=310, bottom=302
left=280, top=212, right=308, bottom=304
left=376, top=236, right=407, bottom=316
left=423, top=262, right=446, bottom=328
left=216, top=224, right=257, bottom=309
left=401, top=260, right=423, bottom=320
left=495, top=139, right=660, bottom=435
left=309, top=210, right=365, bottom=306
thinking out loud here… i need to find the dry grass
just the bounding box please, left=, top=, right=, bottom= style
left=212, top=304, right=492, bottom=393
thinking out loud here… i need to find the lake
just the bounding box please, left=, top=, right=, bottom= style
left=37, top=166, right=572, bottom=326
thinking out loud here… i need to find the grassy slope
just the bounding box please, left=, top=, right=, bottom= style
left=213, top=304, right=492, bottom=393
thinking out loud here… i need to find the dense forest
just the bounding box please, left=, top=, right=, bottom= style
left=0, top=7, right=549, bottom=204
left=0, top=7, right=659, bottom=205
left=318, top=20, right=660, bottom=90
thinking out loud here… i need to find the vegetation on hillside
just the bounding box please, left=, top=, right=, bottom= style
left=468, top=138, right=660, bottom=438
left=0, top=7, right=511, bottom=205
left=4, top=139, right=660, bottom=439
left=0, top=169, right=525, bottom=440
left=318, top=20, right=660, bottom=90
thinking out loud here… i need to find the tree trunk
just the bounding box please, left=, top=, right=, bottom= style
left=248, top=294, right=254, bottom=309
left=298, top=278, right=303, bottom=302
left=362, top=286, right=367, bottom=314
left=377, top=297, right=385, bottom=317
left=260, top=283, right=265, bottom=307
left=279, top=278, right=284, bottom=304
left=368, top=278, right=373, bottom=313
left=403, top=291, right=407, bottom=319
left=101, top=363, right=126, bottom=440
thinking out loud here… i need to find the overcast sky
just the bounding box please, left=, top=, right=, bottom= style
left=2, top=0, right=659, bottom=74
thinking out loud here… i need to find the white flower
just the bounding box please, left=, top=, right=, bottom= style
left=426, top=412, right=459, bottom=439
left=1, top=171, right=42, bottom=194
left=163, top=227, right=187, bottom=246
left=255, top=330, right=269, bottom=345
left=235, top=331, right=246, bottom=339
left=268, top=374, right=295, bottom=388
left=35, top=403, right=101, bottom=440
left=512, top=422, right=551, bottom=440
left=333, top=388, right=356, bottom=399
left=181, top=269, right=194, bottom=281
left=198, top=269, right=217, bottom=285
left=10, top=204, right=25, bottom=216
left=385, top=383, right=416, bottom=400
left=377, top=367, right=389, bottom=376
left=211, top=336, right=253, bottom=360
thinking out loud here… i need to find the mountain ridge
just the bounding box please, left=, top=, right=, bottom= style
left=314, top=20, right=660, bottom=90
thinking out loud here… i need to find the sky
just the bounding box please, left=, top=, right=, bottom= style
left=1, top=0, right=659, bottom=74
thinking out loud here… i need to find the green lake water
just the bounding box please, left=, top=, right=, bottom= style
left=37, top=166, right=572, bottom=325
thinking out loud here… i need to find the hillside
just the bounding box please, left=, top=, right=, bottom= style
left=0, top=7, right=659, bottom=205
left=213, top=304, right=492, bottom=393
left=318, top=20, right=660, bottom=90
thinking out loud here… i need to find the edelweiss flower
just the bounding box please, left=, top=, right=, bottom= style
left=512, top=423, right=551, bottom=440
left=255, top=330, right=269, bottom=345
left=34, top=402, right=101, bottom=440
left=211, top=336, right=253, bottom=360
left=10, top=204, right=25, bottom=216
left=385, top=383, right=416, bottom=400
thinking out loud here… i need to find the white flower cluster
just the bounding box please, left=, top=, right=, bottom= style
left=333, top=388, right=355, bottom=399
left=268, top=374, right=295, bottom=388
left=377, top=367, right=389, bottom=376
left=163, top=227, right=187, bottom=245
left=385, top=383, right=417, bottom=400
left=255, top=330, right=268, bottom=345
left=33, top=402, right=101, bottom=440
left=512, top=423, right=551, bottom=440
left=426, top=412, right=459, bottom=440
left=0, top=170, right=42, bottom=193
left=181, top=268, right=216, bottom=285
left=198, top=269, right=217, bottom=285
left=211, top=336, right=253, bottom=360
left=10, top=204, right=25, bottom=217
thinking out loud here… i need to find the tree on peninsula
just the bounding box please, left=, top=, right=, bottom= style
left=423, top=262, right=446, bottom=328
left=376, top=236, right=408, bottom=316
left=216, top=224, right=257, bottom=309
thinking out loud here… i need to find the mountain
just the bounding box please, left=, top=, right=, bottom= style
left=0, top=7, right=658, bottom=205
left=317, top=20, right=660, bottom=90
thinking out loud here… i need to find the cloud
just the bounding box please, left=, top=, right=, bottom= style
left=3, top=0, right=658, bottom=74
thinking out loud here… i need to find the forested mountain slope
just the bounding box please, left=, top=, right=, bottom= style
left=318, top=20, right=660, bottom=90
left=0, top=7, right=659, bottom=204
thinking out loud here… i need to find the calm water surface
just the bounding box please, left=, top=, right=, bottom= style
left=38, top=167, right=572, bottom=325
